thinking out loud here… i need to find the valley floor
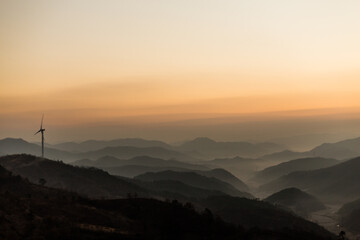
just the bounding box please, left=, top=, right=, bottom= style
left=310, top=205, right=341, bottom=234
left=310, top=204, right=360, bottom=240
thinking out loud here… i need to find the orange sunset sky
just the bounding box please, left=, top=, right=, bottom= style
left=1, top=0, right=360, bottom=147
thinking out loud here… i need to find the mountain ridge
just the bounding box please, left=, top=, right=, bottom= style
left=135, top=170, right=253, bottom=199
left=259, top=156, right=360, bottom=203
left=253, top=157, right=339, bottom=184
left=0, top=154, right=148, bottom=198
left=178, top=137, right=286, bottom=159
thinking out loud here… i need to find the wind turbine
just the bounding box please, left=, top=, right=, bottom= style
left=35, top=114, right=45, bottom=158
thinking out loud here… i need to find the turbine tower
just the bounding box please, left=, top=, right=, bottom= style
left=35, top=114, right=45, bottom=158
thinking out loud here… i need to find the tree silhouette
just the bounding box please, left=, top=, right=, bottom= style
left=338, top=230, right=346, bottom=240
left=39, top=178, right=46, bottom=186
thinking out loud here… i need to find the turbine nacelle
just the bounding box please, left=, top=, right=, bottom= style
left=34, top=128, right=45, bottom=135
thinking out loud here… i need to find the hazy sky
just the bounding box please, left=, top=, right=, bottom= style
left=1, top=0, right=360, bottom=146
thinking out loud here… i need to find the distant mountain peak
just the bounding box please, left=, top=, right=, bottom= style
left=97, top=155, right=119, bottom=160
left=190, top=137, right=216, bottom=143
left=130, top=155, right=162, bottom=161
left=1, top=137, right=28, bottom=143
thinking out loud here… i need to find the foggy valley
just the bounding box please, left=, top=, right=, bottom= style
left=1, top=135, right=360, bottom=239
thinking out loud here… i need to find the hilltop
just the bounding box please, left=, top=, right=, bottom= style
left=264, top=188, right=326, bottom=217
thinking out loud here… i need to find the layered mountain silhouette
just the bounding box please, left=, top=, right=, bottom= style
left=178, top=137, right=286, bottom=159
left=71, top=155, right=209, bottom=178
left=133, top=168, right=250, bottom=194
left=72, top=155, right=206, bottom=169
left=4, top=136, right=360, bottom=165
left=4, top=134, right=360, bottom=238
left=261, top=150, right=311, bottom=162
left=104, top=165, right=191, bottom=178
left=309, top=137, right=360, bottom=159
left=133, top=179, right=228, bottom=200
left=262, top=136, right=360, bottom=162
left=264, top=188, right=326, bottom=217
left=0, top=138, right=75, bottom=162
left=194, top=168, right=249, bottom=192
left=77, top=146, right=195, bottom=162
left=135, top=170, right=253, bottom=198
left=253, top=157, right=339, bottom=184
left=199, top=195, right=332, bottom=237
left=49, top=138, right=172, bottom=152
left=0, top=154, right=251, bottom=202
left=0, top=164, right=335, bottom=240
left=98, top=160, right=250, bottom=192
left=206, top=156, right=269, bottom=179
left=259, top=156, right=360, bottom=203
left=0, top=138, right=195, bottom=163
left=0, top=154, right=147, bottom=198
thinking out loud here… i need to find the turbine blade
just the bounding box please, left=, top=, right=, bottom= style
left=34, top=129, right=41, bottom=135
left=40, top=114, right=44, bottom=129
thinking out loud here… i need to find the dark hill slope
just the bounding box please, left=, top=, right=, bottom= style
left=134, top=180, right=227, bottom=200
left=339, top=209, right=360, bottom=235
left=135, top=170, right=253, bottom=198
left=0, top=154, right=236, bottom=201
left=264, top=188, right=326, bottom=217
left=127, top=166, right=250, bottom=193
left=338, top=198, right=360, bottom=234
left=0, top=165, right=335, bottom=240
left=195, top=168, right=249, bottom=192
left=0, top=154, right=147, bottom=198
left=0, top=165, right=133, bottom=239
left=200, top=195, right=333, bottom=238
left=339, top=198, right=360, bottom=217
